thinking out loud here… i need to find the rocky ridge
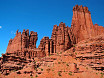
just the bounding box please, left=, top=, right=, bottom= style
left=0, top=5, right=104, bottom=78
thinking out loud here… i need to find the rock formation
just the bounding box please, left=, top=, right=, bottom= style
left=6, top=29, right=40, bottom=58
left=6, top=29, right=38, bottom=53
left=51, top=22, right=72, bottom=53
left=70, top=5, right=104, bottom=43
left=0, top=5, right=104, bottom=77
left=73, top=34, right=104, bottom=71
left=5, top=5, right=104, bottom=58
left=38, top=37, right=53, bottom=56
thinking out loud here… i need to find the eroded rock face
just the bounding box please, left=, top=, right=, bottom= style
left=6, top=30, right=39, bottom=58
left=70, top=5, right=104, bottom=43
left=6, top=5, right=104, bottom=58
left=38, top=37, right=52, bottom=56
left=1, top=5, right=104, bottom=76
left=73, top=34, right=104, bottom=71
left=51, top=22, right=72, bottom=53
left=6, top=29, right=38, bottom=53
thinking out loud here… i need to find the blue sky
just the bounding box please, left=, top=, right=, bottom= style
left=0, top=0, right=104, bottom=56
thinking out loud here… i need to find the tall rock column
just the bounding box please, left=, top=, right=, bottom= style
left=29, top=31, right=38, bottom=49
left=71, top=5, right=95, bottom=43
left=51, top=22, right=72, bottom=53
left=22, top=29, right=27, bottom=51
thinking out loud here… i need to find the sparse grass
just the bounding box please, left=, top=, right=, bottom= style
left=68, top=72, right=72, bottom=76
left=73, top=45, right=76, bottom=47
left=66, top=63, right=69, bottom=66
left=100, top=72, right=104, bottom=78
left=62, top=62, right=66, bottom=64
left=86, top=67, right=88, bottom=70
left=41, top=68, right=43, bottom=71
left=31, top=76, right=34, bottom=78
left=35, top=74, right=38, bottom=77
left=58, top=71, right=61, bottom=76
left=75, top=53, right=77, bottom=55
left=58, top=62, right=61, bottom=64
left=60, top=52, right=62, bottom=54
left=36, top=69, right=38, bottom=71
left=52, top=69, right=54, bottom=71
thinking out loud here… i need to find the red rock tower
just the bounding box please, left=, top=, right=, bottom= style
left=70, top=5, right=104, bottom=43
left=51, top=22, right=71, bottom=53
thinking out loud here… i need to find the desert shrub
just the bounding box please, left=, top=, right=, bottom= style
left=31, top=76, right=34, bottom=78
left=66, top=63, right=69, bottom=66
left=73, top=45, right=76, bottom=47
left=100, top=72, right=104, bottom=78
left=75, top=53, right=77, bottom=55
left=58, top=71, right=61, bottom=76
left=35, top=74, right=38, bottom=77
left=68, top=72, right=72, bottom=76
left=64, top=70, right=65, bottom=72
left=58, top=62, right=61, bottom=64
left=86, top=67, right=88, bottom=70
left=41, top=68, right=43, bottom=71
left=62, top=62, right=66, bottom=64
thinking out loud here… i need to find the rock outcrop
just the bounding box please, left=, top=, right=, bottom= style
left=1, top=5, right=104, bottom=77
left=38, top=37, right=53, bottom=56
left=6, top=29, right=38, bottom=53
left=70, top=5, right=104, bottom=43
left=72, top=34, right=104, bottom=71
left=5, top=5, right=104, bottom=58
left=51, top=22, right=72, bottom=53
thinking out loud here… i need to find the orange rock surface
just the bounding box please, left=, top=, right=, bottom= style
left=0, top=5, right=104, bottom=78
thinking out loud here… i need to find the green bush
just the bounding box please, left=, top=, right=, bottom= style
left=58, top=62, right=61, bottom=64
left=35, top=74, right=38, bottom=77
left=66, top=63, right=69, bottom=66
left=68, top=72, right=72, bottom=76
left=58, top=71, right=61, bottom=76
left=41, top=68, right=43, bottom=71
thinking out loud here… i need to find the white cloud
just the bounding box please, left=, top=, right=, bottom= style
left=0, top=26, right=2, bottom=29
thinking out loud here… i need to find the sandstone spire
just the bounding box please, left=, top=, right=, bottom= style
left=70, top=5, right=104, bottom=43
left=51, top=22, right=71, bottom=53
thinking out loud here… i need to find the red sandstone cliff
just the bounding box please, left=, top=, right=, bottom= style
left=1, top=5, right=104, bottom=77
left=5, top=5, right=104, bottom=58
left=51, top=22, right=72, bottom=53
left=70, top=5, right=104, bottom=43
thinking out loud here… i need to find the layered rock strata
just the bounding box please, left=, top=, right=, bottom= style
left=0, top=5, right=104, bottom=75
